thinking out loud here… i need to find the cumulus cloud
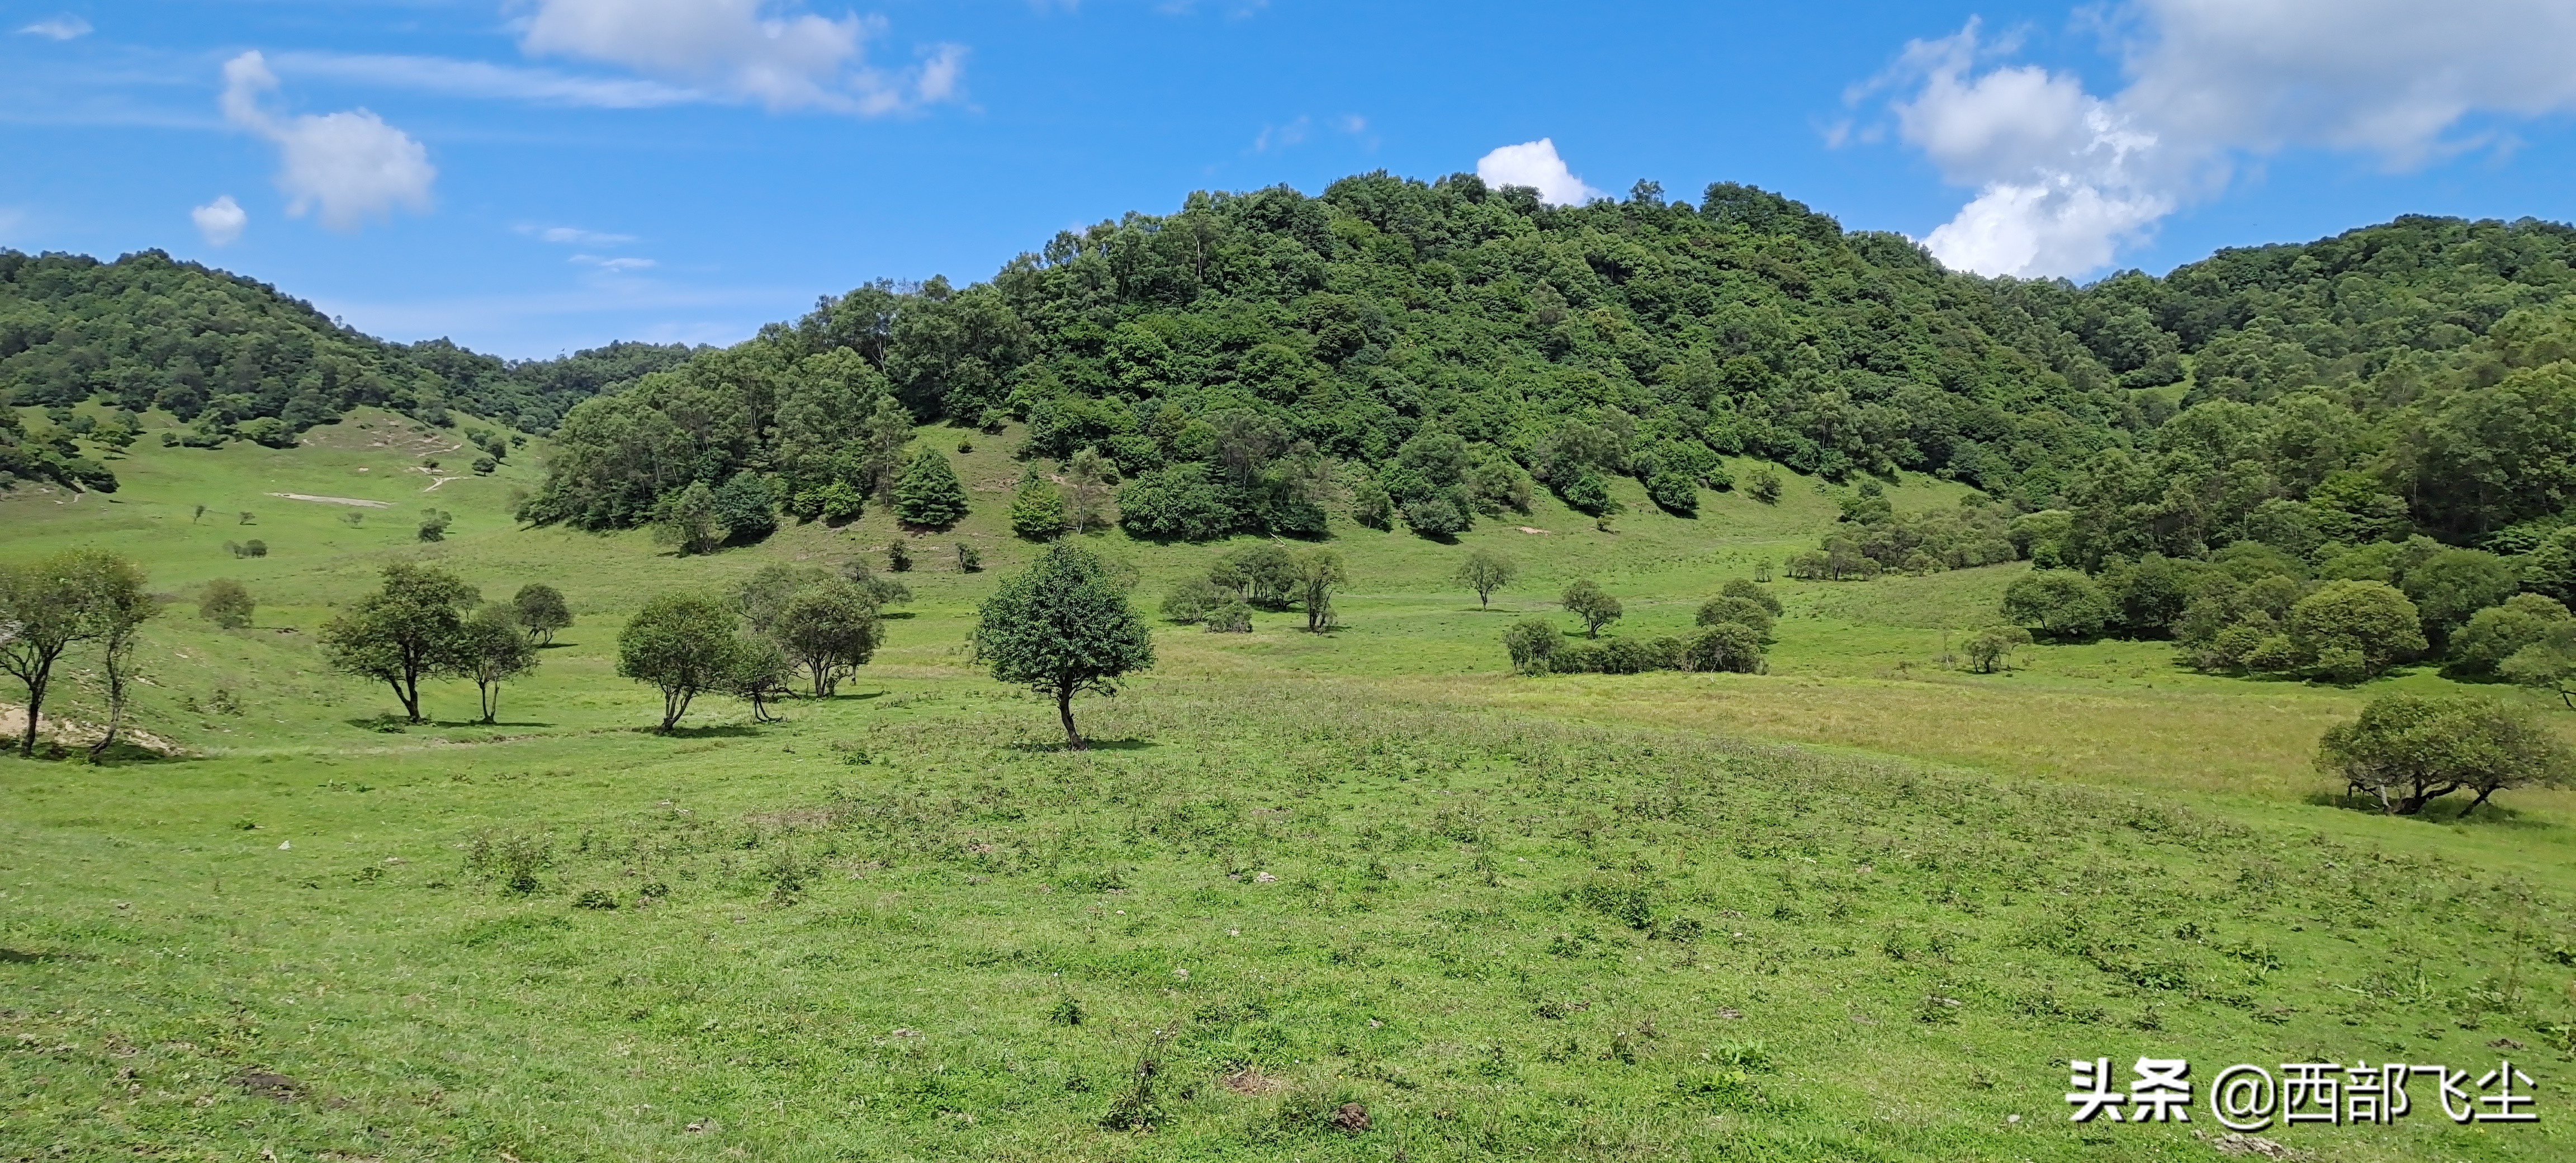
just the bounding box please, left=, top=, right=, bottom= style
left=192, top=196, right=247, bottom=245
left=1869, top=1, right=2576, bottom=278
left=17, top=15, right=90, bottom=40
left=1475, top=139, right=1600, bottom=206
left=515, top=0, right=965, bottom=115
left=221, top=52, right=435, bottom=231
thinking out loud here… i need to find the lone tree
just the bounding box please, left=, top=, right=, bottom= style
left=80, top=556, right=155, bottom=758
left=973, top=543, right=1154, bottom=749
left=320, top=562, right=479, bottom=724
left=512, top=583, right=573, bottom=644
left=617, top=591, right=742, bottom=732
left=200, top=579, right=255, bottom=629
left=1010, top=481, right=1069, bottom=541
left=1455, top=549, right=1517, bottom=608
left=1294, top=549, right=1347, bottom=633
left=773, top=579, right=882, bottom=696
left=1963, top=625, right=2033, bottom=674
left=893, top=446, right=969, bottom=527
left=457, top=603, right=539, bottom=724
left=0, top=551, right=119, bottom=756
left=1561, top=578, right=1622, bottom=638
left=2318, top=692, right=2575, bottom=815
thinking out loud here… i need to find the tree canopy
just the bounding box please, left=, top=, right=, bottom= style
left=972, top=543, right=1155, bottom=749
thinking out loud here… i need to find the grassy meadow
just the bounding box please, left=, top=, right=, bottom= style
left=3, top=404, right=2573, bottom=1161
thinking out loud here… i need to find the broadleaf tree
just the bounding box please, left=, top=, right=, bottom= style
left=972, top=543, right=1154, bottom=749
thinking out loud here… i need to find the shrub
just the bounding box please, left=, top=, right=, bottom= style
left=236, top=539, right=268, bottom=557
left=1696, top=595, right=1775, bottom=640
left=1963, top=625, right=2031, bottom=673
left=1559, top=471, right=1616, bottom=516
left=1205, top=598, right=1252, bottom=633
left=200, top=579, right=255, bottom=628
left=1402, top=497, right=1469, bottom=538
left=1688, top=622, right=1764, bottom=672
left=1745, top=466, right=1782, bottom=504
left=956, top=542, right=982, bottom=572
left=2450, top=593, right=2573, bottom=675
left=1645, top=471, right=1699, bottom=514
left=1162, top=576, right=1225, bottom=623
left=2001, top=570, right=2113, bottom=639
left=1502, top=619, right=1562, bottom=674
left=1720, top=578, right=1782, bottom=617
left=886, top=540, right=912, bottom=572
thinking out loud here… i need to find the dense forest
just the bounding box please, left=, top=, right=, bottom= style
left=519, top=174, right=2576, bottom=560
left=0, top=248, right=694, bottom=489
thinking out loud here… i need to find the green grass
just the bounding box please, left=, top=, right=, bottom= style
left=4, top=408, right=2574, bottom=1160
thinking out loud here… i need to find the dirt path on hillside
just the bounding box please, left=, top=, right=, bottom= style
left=268, top=493, right=391, bottom=508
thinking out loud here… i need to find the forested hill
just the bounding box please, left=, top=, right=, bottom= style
left=0, top=248, right=694, bottom=489
left=523, top=172, right=2576, bottom=555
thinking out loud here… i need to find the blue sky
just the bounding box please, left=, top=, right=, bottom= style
left=6, top=1, right=2576, bottom=357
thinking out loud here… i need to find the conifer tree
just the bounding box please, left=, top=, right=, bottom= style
left=893, top=447, right=968, bottom=527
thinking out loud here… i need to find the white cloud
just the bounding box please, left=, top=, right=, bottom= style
left=572, top=254, right=657, bottom=272
left=191, top=195, right=247, bottom=245
left=515, top=0, right=965, bottom=115
left=1475, top=138, right=1600, bottom=206
left=1869, top=1, right=2576, bottom=278
left=221, top=51, right=435, bottom=231
left=272, top=52, right=700, bottom=109
left=16, top=15, right=90, bottom=40
left=522, top=224, right=639, bottom=245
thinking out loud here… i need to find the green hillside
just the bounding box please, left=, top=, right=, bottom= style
left=8, top=182, right=2576, bottom=1161
left=2, top=396, right=2571, bottom=1161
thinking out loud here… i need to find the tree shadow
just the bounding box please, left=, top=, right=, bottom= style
left=0, top=948, right=82, bottom=963
left=653, top=724, right=763, bottom=739
left=1005, top=736, right=1159, bottom=754
left=2301, top=789, right=2546, bottom=828
left=880, top=611, right=917, bottom=620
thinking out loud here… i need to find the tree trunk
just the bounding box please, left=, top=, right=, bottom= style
left=90, top=648, right=128, bottom=760
left=479, top=679, right=499, bottom=725
left=2467, top=786, right=2499, bottom=815
left=1057, top=687, right=1083, bottom=751
left=17, top=670, right=47, bottom=758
